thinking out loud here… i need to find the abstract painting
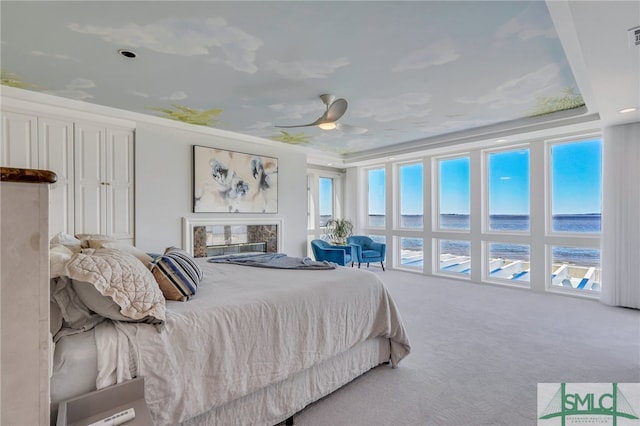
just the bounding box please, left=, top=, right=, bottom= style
left=193, top=145, right=278, bottom=213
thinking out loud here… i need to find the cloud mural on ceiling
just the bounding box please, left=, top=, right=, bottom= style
left=0, top=1, right=587, bottom=156
left=455, top=63, right=562, bottom=108
left=392, top=39, right=460, bottom=72
left=67, top=18, right=263, bottom=73
left=265, top=57, right=350, bottom=80
left=353, top=92, right=433, bottom=123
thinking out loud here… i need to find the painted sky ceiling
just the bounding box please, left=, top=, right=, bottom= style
left=1, top=1, right=584, bottom=155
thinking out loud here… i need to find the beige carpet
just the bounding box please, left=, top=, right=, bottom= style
left=292, top=269, right=640, bottom=426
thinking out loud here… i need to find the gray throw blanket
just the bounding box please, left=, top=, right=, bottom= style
left=208, top=253, right=336, bottom=270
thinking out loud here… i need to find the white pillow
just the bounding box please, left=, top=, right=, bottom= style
left=49, top=232, right=81, bottom=253
left=64, top=249, right=165, bottom=323
left=87, top=239, right=153, bottom=269
left=50, top=244, right=75, bottom=278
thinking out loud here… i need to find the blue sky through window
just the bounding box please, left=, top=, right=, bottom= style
left=365, top=139, right=602, bottom=219
left=319, top=177, right=333, bottom=216
left=368, top=168, right=386, bottom=215
left=439, top=157, right=470, bottom=215
left=552, top=139, right=602, bottom=215
left=400, top=163, right=423, bottom=215
left=489, top=149, right=530, bottom=215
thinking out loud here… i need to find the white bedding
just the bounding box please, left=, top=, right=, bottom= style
left=96, top=259, right=410, bottom=425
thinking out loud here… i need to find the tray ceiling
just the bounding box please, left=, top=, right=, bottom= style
left=0, top=1, right=622, bottom=158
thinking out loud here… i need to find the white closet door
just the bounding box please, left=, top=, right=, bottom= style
left=1, top=111, right=38, bottom=168
left=38, top=117, right=74, bottom=237
left=74, top=122, right=106, bottom=236
left=105, top=128, right=134, bottom=240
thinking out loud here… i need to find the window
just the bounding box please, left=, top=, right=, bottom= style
left=549, top=139, right=602, bottom=293
left=551, top=246, right=601, bottom=292
left=550, top=139, right=602, bottom=233
left=368, top=168, right=386, bottom=227
left=437, top=239, right=470, bottom=276
left=438, top=157, right=470, bottom=230
left=318, top=177, right=333, bottom=227
left=487, top=148, right=530, bottom=232
left=399, top=163, right=423, bottom=228
left=399, top=237, right=423, bottom=270
left=487, top=242, right=530, bottom=283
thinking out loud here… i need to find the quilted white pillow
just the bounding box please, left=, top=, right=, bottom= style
left=87, top=239, right=154, bottom=269
left=64, top=248, right=165, bottom=323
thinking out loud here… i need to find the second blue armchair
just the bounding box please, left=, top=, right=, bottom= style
left=311, top=239, right=354, bottom=267
left=347, top=236, right=386, bottom=271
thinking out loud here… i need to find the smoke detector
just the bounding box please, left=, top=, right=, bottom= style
left=628, top=25, right=640, bottom=47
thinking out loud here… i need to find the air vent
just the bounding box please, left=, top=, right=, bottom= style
left=628, top=25, right=640, bottom=47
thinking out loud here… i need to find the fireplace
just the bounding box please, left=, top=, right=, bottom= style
left=182, top=218, right=282, bottom=257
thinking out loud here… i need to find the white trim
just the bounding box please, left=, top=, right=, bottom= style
left=182, top=217, right=284, bottom=256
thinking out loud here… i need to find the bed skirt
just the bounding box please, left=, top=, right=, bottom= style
left=181, top=337, right=391, bottom=426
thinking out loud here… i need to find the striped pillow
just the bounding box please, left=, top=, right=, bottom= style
left=151, top=247, right=203, bottom=301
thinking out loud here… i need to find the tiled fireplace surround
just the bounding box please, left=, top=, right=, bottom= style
left=182, top=218, right=283, bottom=258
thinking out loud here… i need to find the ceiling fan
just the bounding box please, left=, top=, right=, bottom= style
left=275, top=94, right=368, bottom=134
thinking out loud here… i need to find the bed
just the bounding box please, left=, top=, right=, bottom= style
left=49, top=237, right=410, bottom=426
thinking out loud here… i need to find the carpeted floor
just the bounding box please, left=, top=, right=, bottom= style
left=292, top=269, right=640, bottom=426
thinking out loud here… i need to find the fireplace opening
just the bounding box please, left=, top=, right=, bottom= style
left=192, top=224, right=278, bottom=258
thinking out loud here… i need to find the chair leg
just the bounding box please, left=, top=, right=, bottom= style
left=367, top=262, right=370, bottom=268
left=381, top=261, right=385, bottom=271
left=358, top=263, right=361, bottom=268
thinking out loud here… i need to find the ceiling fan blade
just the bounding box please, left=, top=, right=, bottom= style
left=326, top=98, right=347, bottom=122
left=336, top=122, right=368, bottom=134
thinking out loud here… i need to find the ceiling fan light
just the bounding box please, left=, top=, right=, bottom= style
left=318, top=122, right=337, bottom=130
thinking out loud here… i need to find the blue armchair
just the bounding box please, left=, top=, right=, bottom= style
left=347, top=236, right=386, bottom=271
left=311, top=239, right=354, bottom=267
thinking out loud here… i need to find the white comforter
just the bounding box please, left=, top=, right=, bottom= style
left=96, top=259, right=410, bottom=425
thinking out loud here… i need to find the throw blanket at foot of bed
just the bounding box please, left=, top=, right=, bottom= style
left=208, top=252, right=336, bottom=269
left=95, top=258, right=410, bottom=426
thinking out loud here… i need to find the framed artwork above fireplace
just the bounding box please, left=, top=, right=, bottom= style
left=193, top=145, right=278, bottom=213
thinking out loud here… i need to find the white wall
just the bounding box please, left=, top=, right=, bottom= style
left=134, top=122, right=308, bottom=257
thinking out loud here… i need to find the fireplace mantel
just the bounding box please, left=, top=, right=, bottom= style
left=182, top=217, right=283, bottom=256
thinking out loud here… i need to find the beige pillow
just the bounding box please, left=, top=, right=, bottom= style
left=75, top=233, right=113, bottom=248
left=87, top=240, right=153, bottom=269
left=65, top=249, right=165, bottom=323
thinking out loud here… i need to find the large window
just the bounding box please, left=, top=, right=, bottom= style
left=399, top=163, right=423, bottom=228
left=487, top=148, right=530, bottom=232
left=355, top=134, right=602, bottom=297
left=368, top=168, right=386, bottom=228
left=438, top=157, right=470, bottom=230
left=549, top=138, right=602, bottom=293
left=551, top=139, right=602, bottom=233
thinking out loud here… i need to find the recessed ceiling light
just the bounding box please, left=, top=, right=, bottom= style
left=118, top=49, right=137, bottom=59
left=618, top=107, right=638, bottom=114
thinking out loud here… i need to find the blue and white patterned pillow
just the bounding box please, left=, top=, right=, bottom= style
left=151, top=247, right=203, bottom=301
